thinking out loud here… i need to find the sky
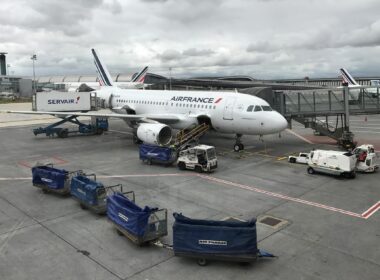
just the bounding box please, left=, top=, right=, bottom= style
left=1, top=0, right=380, bottom=79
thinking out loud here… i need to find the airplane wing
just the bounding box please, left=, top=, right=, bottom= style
left=3, top=110, right=181, bottom=124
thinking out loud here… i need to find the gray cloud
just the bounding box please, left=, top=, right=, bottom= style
left=1, top=0, right=380, bottom=79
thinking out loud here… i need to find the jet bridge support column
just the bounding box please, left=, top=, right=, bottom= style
left=338, top=83, right=356, bottom=150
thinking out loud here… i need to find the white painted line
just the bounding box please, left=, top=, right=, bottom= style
left=1, top=173, right=378, bottom=219
left=108, top=129, right=133, bottom=135
left=98, top=173, right=190, bottom=178
left=198, top=174, right=363, bottom=218
left=0, top=177, right=31, bottom=181
left=351, top=130, right=380, bottom=134
left=286, top=129, right=314, bottom=144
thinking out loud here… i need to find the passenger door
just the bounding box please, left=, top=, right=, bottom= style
left=223, top=97, right=236, bottom=120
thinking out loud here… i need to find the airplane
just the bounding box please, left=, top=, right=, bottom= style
left=4, top=49, right=289, bottom=152
left=60, top=56, right=149, bottom=92
left=339, top=68, right=379, bottom=98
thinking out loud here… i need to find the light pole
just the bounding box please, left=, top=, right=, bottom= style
left=31, top=54, right=37, bottom=93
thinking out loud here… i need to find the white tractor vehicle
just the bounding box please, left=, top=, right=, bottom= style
left=353, top=144, right=378, bottom=173
left=177, top=145, right=218, bottom=173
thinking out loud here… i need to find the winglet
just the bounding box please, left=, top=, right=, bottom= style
left=340, top=68, right=359, bottom=86
left=132, top=66, right=149, bottom=83
left=92, top=48, right=114, bottom=86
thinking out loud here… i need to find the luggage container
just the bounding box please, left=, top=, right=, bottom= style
left=71, top=174, right=133, bottom=214
left=32, top=91, right=99, bottom=112
left=32, top=164, right=81, bottom=195
left=139, top=143, right=177, bottom=166
left=107, top=192, right=168, bottom=245
left=172, top=213, right=273, bottom=266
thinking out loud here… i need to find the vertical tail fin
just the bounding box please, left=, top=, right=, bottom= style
left=340, top=68, right=359, bottom=86
left=132, top=66, right=149, bottom=83
left=91, top=48, right=114, bottom=86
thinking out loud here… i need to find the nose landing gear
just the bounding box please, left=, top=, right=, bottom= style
left=233, top=134, right=244, bottom=152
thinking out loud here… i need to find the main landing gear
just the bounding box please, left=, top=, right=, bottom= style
left=233, top=134, right=244, bottom=152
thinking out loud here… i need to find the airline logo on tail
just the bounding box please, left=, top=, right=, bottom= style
left=132, top=66, right=149, bottom=83
left=92, top=48, right=114, bottom=87
left=340, top=68, right=359, bottom=86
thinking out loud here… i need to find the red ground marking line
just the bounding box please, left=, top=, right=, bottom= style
left=17, top=156, right=67, bottom=168
left=361, top=201, right=380, bottom=219
left=50, top=156, right=68, bottom=164
left=17, top=161, right=32, bottom=168
left=286, top=129, right=314, bottom=144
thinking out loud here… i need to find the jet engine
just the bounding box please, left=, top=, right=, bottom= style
left=136, top=123, right=172, bottom=146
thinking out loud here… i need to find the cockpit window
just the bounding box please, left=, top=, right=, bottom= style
left=247, top=105, right=254, bottom=112
left=254, top=106, right=262, bottom=112
left=262, top=106, right=272, bottom=111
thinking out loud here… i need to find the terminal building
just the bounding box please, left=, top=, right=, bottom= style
left=1, top=51, right=380, bottom=96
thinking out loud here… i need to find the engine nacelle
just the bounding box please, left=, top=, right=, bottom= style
left=137, top=123, right=172, bottom=146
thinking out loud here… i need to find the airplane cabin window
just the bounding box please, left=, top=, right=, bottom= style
left=254, top=106, right=262, bottom=112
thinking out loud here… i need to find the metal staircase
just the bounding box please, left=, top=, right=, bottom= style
left=173, top=123, right=209, bottom=149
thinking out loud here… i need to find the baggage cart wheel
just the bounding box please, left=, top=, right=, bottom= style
left=289, top=158, right=296, bottom=163
left=80, top=203, right=87, bottom=210
left=96, top=128, right=104, bottom=135
left=147, top=158, right=152, bottom=165
left=307, top=167, right=315, bottom=174
left=58, top=129, right=68, bottom=138
left=197, top=258, right=208, bottom=266
left=42, top=188, right=49, bottom=194
left=116, top=229, right=124, bottom=236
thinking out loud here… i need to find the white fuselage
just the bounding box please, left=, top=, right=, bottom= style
left=95, top=88, right=288, bottom=136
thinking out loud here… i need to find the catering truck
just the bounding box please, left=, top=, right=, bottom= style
left=307, top=150, right=357, bottom=178
left=32, top=91, right=99, bottom=112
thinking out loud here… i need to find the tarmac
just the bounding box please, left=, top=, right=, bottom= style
left=0, top=103, right=379, bottom=280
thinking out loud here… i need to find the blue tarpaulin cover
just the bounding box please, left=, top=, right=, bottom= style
left=32, top=166, right=68, bottom=190
left=107, top=192, right=157, bottom=237
left=139, top=144, right=173, bottom=162
left=70, top=175, right=104, bottom=206
left=173, top=213, right=258, bottom=256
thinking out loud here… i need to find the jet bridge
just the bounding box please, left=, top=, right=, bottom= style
left=249, top=86, right=380, bottom=149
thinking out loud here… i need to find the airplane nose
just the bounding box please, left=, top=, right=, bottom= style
left=277, top=114, right=288, bottom=131
left=268, top=112, right=288, bottom=133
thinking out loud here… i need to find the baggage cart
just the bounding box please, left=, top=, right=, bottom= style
left=172, top=213, right=273, bottom=266
left=107, top=192, right=168, bottom=245
left=139, top=144, right=177, bottom=166
left=32, top=164, right=81, bottom=195
left=71, top=175, right=133, bottom=215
